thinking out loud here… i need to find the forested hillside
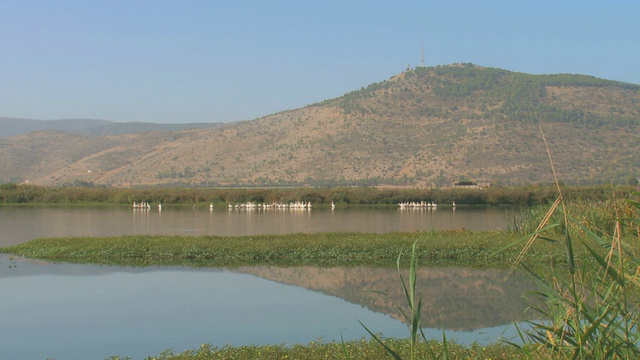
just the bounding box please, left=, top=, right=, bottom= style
left=324, top=65, right=638, bottom=128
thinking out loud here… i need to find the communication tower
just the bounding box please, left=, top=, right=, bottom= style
left=420, top=43, right=425, bottom=67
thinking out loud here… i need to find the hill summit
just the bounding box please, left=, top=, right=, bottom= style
left=1, top=64, right=639, bottom=187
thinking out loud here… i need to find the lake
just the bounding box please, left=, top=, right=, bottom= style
left=0, top=205, right=514, bottom=246
left=0, top=205, right=533, bottom=359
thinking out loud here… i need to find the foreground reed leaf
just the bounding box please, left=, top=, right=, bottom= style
left=578, top=237, right=625, bottom=286
left=627, top=198, right=640, bottom=210
left=564, top=225, right=575, bottom=275
left=504, top=224, right=562, bottom=250
left=339, top=333, right=353, bottom=360
left=358, top=321, right=402, bottom=360
left=441, top=329, right=449, bottom=360
left=568, top=213, right=612, bottom=250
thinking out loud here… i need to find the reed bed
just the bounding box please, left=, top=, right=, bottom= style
left=508, top=195, right=639, bottom=238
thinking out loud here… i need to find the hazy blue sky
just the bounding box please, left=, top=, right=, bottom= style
left=2, top=1, right=638, bottom=124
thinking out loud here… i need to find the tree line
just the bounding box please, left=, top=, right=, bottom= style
left=0, top=183, right=635, bottom=207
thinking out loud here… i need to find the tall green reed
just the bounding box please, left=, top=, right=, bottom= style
left=506, top=125, right=640, bottom=359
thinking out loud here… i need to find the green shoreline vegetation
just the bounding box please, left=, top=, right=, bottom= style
left=1, top=231, right=566, bottom=269
left=104, top=340, right=547, bottom=360
left=1, top=183, right=636, bottom=207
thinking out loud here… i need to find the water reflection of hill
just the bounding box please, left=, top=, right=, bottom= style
left=1, top=254, right=538, bottom=331
left=237, top=266, right=538, bottom=331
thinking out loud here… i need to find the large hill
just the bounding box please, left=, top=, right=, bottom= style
left=1, top=64, right=639, bottom=187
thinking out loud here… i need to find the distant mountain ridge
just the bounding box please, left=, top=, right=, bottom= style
left=0, top=117, right=223, bottom=138
left=1, top=64, right=638, bottom=187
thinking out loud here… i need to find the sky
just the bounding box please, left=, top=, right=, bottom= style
left=1, top=1, right=639, bottom=124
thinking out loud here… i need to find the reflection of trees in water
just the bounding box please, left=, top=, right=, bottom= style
left=238, top=266, right=539, bottom=331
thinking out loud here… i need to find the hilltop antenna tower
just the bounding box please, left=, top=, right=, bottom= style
left=420, top=43, right=425, bottom=67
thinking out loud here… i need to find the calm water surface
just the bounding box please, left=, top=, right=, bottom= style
left=0, top=205, right=513, bottom=246
left=0, top=255, right=533, bottom=360
left=0, top=206, right=530, bottom=359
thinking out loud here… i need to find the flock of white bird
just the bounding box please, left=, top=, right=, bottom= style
left=398, top=201, right=446, bottom=209
left=132, top=201, right=152, bottom=210
left=133, top=200, right=333, bottom=211
left=228, top=201, right=314, bottom=210
left=135, top=201, right=454, bottom=211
